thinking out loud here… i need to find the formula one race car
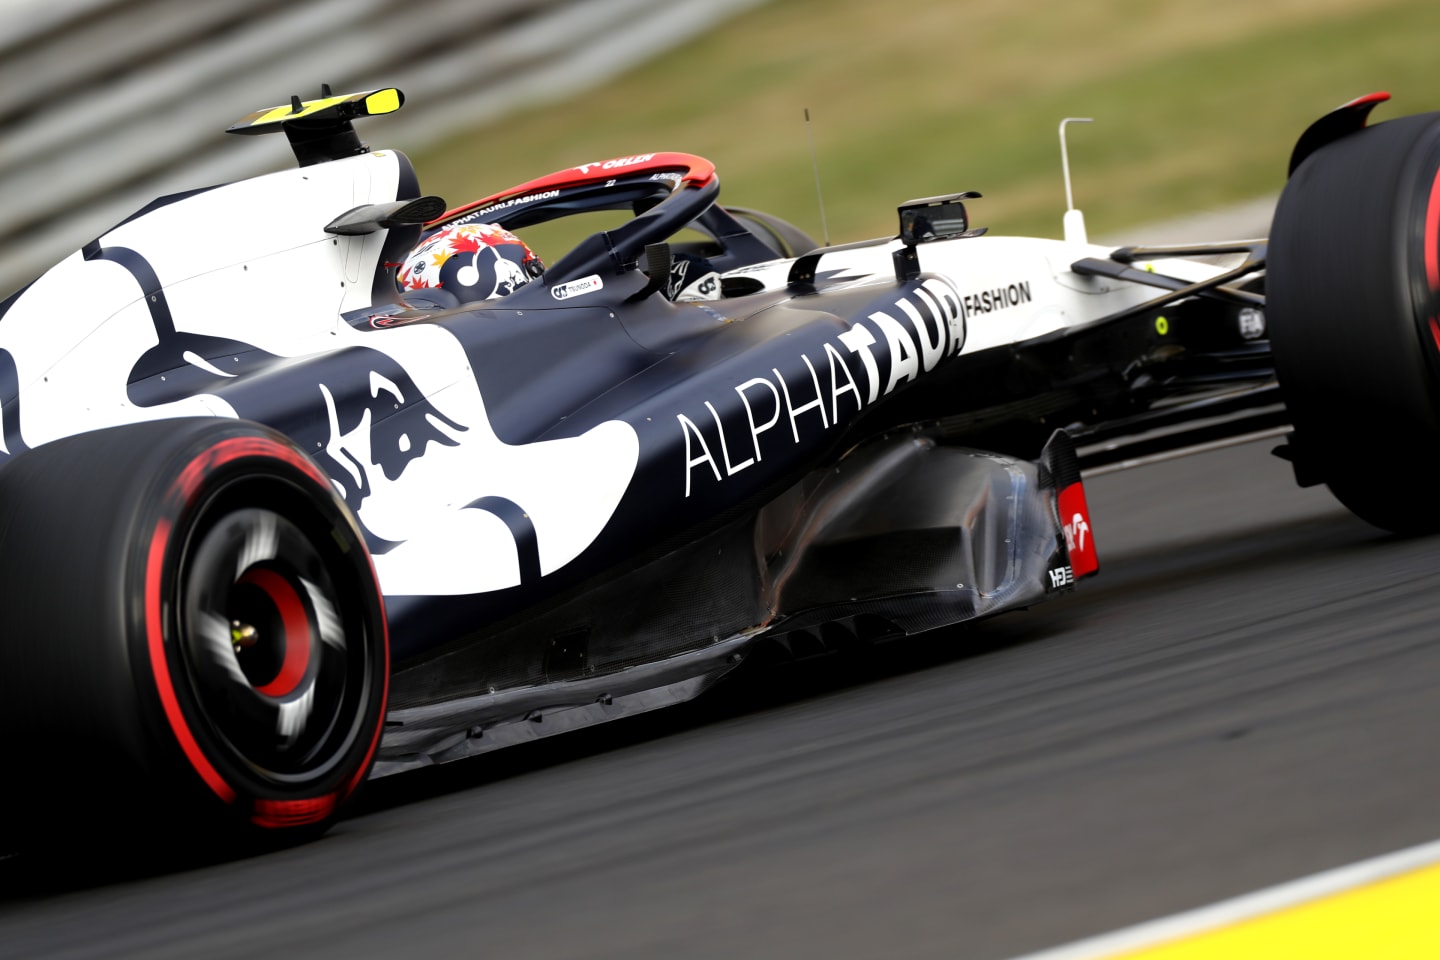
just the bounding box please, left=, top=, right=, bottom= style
left=0, top=88, right=1434, bottom=844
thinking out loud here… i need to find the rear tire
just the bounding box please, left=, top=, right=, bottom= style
left=0, top=419, right=388, bottom=847
left=1269, top=111, right=1440, bottom=534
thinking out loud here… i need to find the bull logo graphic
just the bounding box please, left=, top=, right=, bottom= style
left=125, top=331, right=467, bottom=520
left=4, top=236, right=638, bottom=599
left=124, top=319, right=637, bottom=597
left=466, top=245, right=528, bottom=300
left=317, top=370, right=465, bottom=502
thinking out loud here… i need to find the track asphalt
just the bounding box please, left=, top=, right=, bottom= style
left=1, top=437, right=1436, bottom=959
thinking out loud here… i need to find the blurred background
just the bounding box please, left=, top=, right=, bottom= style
left=3, top=4, right=1440, bottom=957
left=2, top=0, right=1438, bottom=293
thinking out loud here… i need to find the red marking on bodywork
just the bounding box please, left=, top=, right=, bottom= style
left=1058, top=482, right=1099, bottom=578
left=1344, top=91, right=1391, bottom=111
left=431, top=152, right=717, bottom=228
left=243, top=568, right=312, bottom=699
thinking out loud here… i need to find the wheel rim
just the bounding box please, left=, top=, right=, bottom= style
left=176, top=499, right=373, bottom=787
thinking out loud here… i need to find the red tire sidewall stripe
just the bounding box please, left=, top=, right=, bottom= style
left=1425, top=163, right=1440, bottom=355
left=1425, top=165, right=1440, bottom=295
left=145, top=517, right=236, bottom=805
left=175, top=435, right=334, bottom=496
left=146, top=431, right=388, bottom=818
left=345, top=545, right=389, bottom=801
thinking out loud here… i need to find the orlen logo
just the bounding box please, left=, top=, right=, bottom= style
left=575, top=154, right=656, bottom=175
left=1064, top=512, right=1088, bottom=554
left=1057, top=482, right=1098, bottom=578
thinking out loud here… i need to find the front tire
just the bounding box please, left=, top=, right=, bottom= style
left=1269, top=110, right=1440, bottom=534
left=0, top=419, right=388, bottom=845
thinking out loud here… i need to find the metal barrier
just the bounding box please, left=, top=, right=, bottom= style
left=0, top=0, right=767, bottom=294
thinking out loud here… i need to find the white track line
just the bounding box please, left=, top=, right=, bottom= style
left=1007, top=837, right=1440, bottom=960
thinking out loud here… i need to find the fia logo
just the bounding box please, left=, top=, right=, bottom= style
left=1238, top=307, right=1266, bottom=340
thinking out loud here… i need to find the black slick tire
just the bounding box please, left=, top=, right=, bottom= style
left=1269, top=111, right=1440, bottom=534
left=0, top=418, right=388, bottom=847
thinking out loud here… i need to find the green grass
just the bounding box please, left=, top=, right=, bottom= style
left=412, top=0, right=1440, bottom=253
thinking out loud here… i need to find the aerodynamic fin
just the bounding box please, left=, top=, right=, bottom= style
left=1288, top=91, right=1391, bottom=177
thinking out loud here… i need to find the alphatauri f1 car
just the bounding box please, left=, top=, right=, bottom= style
left=0, top=88, right=1434, bottom=843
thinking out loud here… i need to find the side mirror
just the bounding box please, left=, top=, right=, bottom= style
left=897, top=191, right=981, bottom=244
left=895, top=191, right=983, bottom=282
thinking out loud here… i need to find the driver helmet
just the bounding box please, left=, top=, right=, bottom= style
left=397, top=222, right=544, bottom=303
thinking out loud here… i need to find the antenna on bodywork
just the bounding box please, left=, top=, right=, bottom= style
left=1059, top=117, right=1093, bottom=244
left=805, top=108, right=831, bottom=247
